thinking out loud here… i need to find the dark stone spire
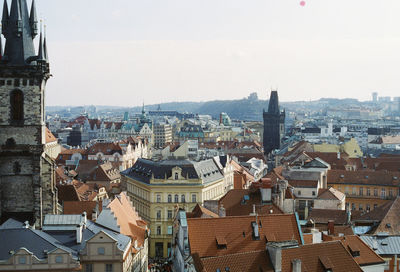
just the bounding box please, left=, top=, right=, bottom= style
left=0, top=35, right=3, bottom=60
left=2, top=0, right=36, bottom=65
left=29, top=0, right=38, bottom=38
left=267, top=90, right=280, bottom=114
left=1, top=0, right=9, bottom=34
left=37, top=22, right=44, bottom=62
left=43, top=24, right=48, bottom=62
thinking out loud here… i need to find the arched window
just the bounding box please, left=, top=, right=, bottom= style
left=10, top=89, right=24, bottom=123
left=167, top=194, right=172, bottom=203
left=181, top=194, right=185, bottom=203
left=174, top=194, right=179, bottom=203
left=175, top=173, right=179, bottom=180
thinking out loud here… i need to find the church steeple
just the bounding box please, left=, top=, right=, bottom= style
left=268, top=90, right=280, bottom=114
left=2, top=0, right=37, bottom=65
left=29, top=0, right=38, bottom=38
left=1, top=0, right=9, bottom=35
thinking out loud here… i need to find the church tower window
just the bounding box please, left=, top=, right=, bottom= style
left=10, top=89, right=24, bottom=123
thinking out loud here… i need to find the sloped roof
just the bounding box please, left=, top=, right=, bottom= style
left=63, top=201, right=102, bottom=220
left=373, top=197, right=400, bottom=235
left=218, top=189, right=283, bottom=216
left=317, top=187, right=345, bottom=201
left=187, top=204, right=219, bottom=218
left=187, top=214, right=302, bottom=258
left=308, top=209, right=348, bottom=225
left=45, top=127, right=58, bottom=143
left=327, top=170, right=400, bottom=186
left=193, top=250, right=274, bottom=272
left=341, top=235, right=384, bottom=266
left=289, top=180, right=318, bottom=188
left=281, top=241, right=362, bottom=272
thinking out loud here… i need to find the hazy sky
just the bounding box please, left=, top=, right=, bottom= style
left=13, top=0, right=400, bottom=106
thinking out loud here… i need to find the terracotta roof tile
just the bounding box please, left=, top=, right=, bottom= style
left=308, top=209, right=348, bottom=225
left=327, top=170, right=400, bottom=186
left=218, top=189, right=283, bottom=216
left=288, top=179, right=318, bottom=188
left=187, top=204, right=219, bottom=218
left=63, top=201, right=102, bottom=220
left=373, top=197, right=400, bottom=235
left=45, top=127, right=58, bottom=143
left=317, top=187, right=345, bottom=200
left=340, top=235, right=384, bottom=266
left=281, top=241, right=362, bottom=272
left=193, top=250, right=274, bottom=272
left=187, top=214, right=302, bottom=258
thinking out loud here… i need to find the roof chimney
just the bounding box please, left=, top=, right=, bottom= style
left=76, top=224, right=83, bottom=244
left=292, top=259, right=301, bottom=272
left=218, top=204, right=226, bottom=217
left=82, top=212, right=87, bottom=227
left=252, top=221, right=260, bottom=240
left=337, top=152, right=340, bottom=160
left=328, top=220, right=335, bottom=235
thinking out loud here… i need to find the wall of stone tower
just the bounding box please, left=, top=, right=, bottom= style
left=0, top=76, right=57, bottom=227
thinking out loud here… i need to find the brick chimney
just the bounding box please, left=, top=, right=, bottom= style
left=292, top=259, right=302, bottom=272
left=328, top=220, right=335, bottom=235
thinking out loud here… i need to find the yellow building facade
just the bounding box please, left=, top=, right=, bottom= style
left=121, top=158, right=230, bottom=258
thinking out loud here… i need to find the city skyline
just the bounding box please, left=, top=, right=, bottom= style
left=7, top=0, right=400, bottom=106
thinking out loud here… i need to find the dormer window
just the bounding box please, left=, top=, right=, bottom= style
left=55, top=255, right=63, bottom=263
left=97, top=247, right=105, bottom=255
left=175, top=173, right=179, bottom=180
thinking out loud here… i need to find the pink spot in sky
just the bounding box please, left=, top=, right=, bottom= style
left=300, top=1, right=306, bottom=6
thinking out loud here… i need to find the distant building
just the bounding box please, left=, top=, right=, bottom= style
left=153, top=123, right=173, bottom=148
left=263, top=91, right=285, bottom=155
left=372, top=92, right=378, bottom=103
left=121, top=158, right=230, bottom=258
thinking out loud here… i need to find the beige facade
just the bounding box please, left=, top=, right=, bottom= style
left=122, top=159, right=228, bottom=258
left=81, top=231, right=132, bottom=272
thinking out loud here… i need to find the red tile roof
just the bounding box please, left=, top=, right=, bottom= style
left=288, top=179, right=318, bottom=188
left=45, top=127, right=58, bottom=143
left=193, top=250, right=274, bottom=272
left=340, top=235, right=384, bottom=266
left=187, top=214, right=302, bottom=258
left=281, top=241, right=362, bottom=272
left=327, top=169, right=400, bottom=186
left=63, top=201, right=102, bottom=220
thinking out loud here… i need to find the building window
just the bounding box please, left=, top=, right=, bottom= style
left=374, top=188, right=378, bottom=197
left=359, top=187, right=363, bottom=196
left=174, top=194, right=179, bottom=203
left=168, top=194, right=172, bottom=203
left=156, top=210, right=161, bottom=220
left=85, top=264, right=93, bottom=272
left=366, top=188, right=370, bottom=196
left=359, top=204, right=363, bottom=211
left=167, top=225, right=173, bottom=235
left=298, top=191, right=301, bottom=196
left=351, top=203, right=355, bottom=211
left=389, top=189, right=393, bottom=197
left=18, top=256, right=26, bottom=264
left=181, top=194, right=185, bottom=203
left=381, top=188, right=386, bottom=199
left=175, top=173, right=179, bottom=180
left=312, top=191, right=316, bottom=196
left=366, top=204, right=370, bottom=212
left=98, top=247, right=105, bottom=255
left=167, top=210, right=172, bottom=219
left=156, top=226, right=161, bottom=235
left=192, top=194, right=197, bottom=203
left=10, top=89, right=24, bottom=123
left=352, top=187, right=356, bottom=195
left=55, top=255, right=63, bottom=263
left=156, top=194, right=161, bottom=203
left=105, top=264, right=113, bottom=272
left=345, top=186, right=349, bottom=194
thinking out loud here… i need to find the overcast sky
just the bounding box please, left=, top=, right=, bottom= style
left=15, top=0, right=400, bottom=106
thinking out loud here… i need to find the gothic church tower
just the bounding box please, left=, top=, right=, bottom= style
left=263, top=91, right=285, bottom=155
left=0, top=0, right=57, bottom=227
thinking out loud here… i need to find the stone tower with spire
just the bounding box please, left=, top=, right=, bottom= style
left=263, top=91, right=285, bottom=155
left=0, top=0, right=57, bottom=227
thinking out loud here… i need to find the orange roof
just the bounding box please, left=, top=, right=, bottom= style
left=340, top=235, right=384, bottom=266
left=327, top=169, right=400, bottom=186
left=105, top=192, right=147, bottom=247
left=187, top=204, right=219, bottom=218
left=218, top=189, right=283, bottom=216
left=45, top=127, right=58, bottom=143
left=193, top=250, right=274, bottom=272
left=281, top=241, right=362, bottom=272
left=63, top=201, right=102, bottom=220
left=187, top=214, right=302, bottom=258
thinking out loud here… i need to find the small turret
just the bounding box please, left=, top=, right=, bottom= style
left=10, top=0, right=23, bottom=35
left=29, top=0, right=38, bottom=38
left=1, top=0, right=9, bottom=35
left=43, top=25, right=48, bottom=63
left=37, top=24, right=44, bottom=62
